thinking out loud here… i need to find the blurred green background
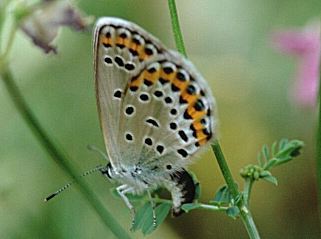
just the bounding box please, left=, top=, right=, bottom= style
left=0, top=0, right=320, bottom=238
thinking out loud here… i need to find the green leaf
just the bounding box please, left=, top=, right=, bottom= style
left=257, top=152, right=263, bottom=167
left=226, top=206, right=240, bottom=219
left=131, top=202, right=152, bottom=232
left=213, top=185, right=232, bottom=205
left=264, top=158, right=278, bottom=170
left=181, top=203, right=202, bottom=212
left=259, top=170, right=272, bottom=177
left=271, top=141, right=277, bottom=157
left=274, top=140, right=303, bottom=166
left=262, top=144, right=270, bottom=161
left=132, top=201, right=172, bottom=235
left=143, top=202, right=171, bottom=235
left=261, top=139, right=304, bottom=170
left=261, top=174, right=278, bottom=185
left=278, top=138, right=288, bottom=150
left=188, top=171, right=201, bottom=200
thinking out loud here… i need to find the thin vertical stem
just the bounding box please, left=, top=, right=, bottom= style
left=0, top=66, right=132, bottom=239
left=212, top=141, right=260, bottom=239
left=167, top=0, right=187, bottom=57
left=167, top=1, right=261, bottom=238
left=211, top=142, right=239, bottom=198
left=243, top=178, right=253, bottom=207
left=316, top=39, right=321, bottom=225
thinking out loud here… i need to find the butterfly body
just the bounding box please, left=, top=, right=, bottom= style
left=94, top=17, right=217, bottom=216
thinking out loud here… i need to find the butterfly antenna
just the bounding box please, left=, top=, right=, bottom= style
left=44, top=165, right=104, bottom=202
left=87, top=144, right=109, bottom=161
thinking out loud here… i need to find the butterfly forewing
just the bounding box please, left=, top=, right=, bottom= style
left=94, top=17, right=217, bottom=174
left=94, top=17, right=165, bottom=169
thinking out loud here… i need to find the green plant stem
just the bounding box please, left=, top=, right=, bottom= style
left=0, top=0, right=10, bottom=54
left=167, top=1, right=261, bottom=238
left=167, top=0, right=187, bottom=57
left=1, top=26, right=17, bottom=59
left=0, top=66, right=132, bottom=239
left=195, top=203, right=228, bottom=211
left=212, top=142, right=260, bottom=239
left=243, top=178, right=253, bottom=207
left=317, top=48, right=321, bottom=224
left=211, top=142, right=239, bottom=198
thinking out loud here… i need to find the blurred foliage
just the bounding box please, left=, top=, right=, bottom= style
left=0, top=0, right=320, bottom=238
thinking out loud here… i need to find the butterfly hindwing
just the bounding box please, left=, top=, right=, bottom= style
left=94, top=17, right=217, bottom=175
left=118, top=52, right=216, bottom=174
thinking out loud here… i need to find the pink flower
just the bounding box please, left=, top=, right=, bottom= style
left=271, top=21, right=320, bottom=108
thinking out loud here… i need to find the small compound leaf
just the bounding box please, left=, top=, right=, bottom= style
left=213, top=185, right=232, bottom=205
left=262, top=174, right=278, bottom=186
left=131, top=202, right=152, bottom=232
left=264, top=158, right=278, bottom=170
left=226, top=206, right=240, bottom=219
left=259, top=170, right=272, bottom=178
left=143, top=202, right=171, bottom=235
left=262, top=144, right=270, bottom=161
left=271, top=141, right=277, bottom=157
left=257, top=153, right=263, bottom=167
left=278, top=138, right=288, bottom=150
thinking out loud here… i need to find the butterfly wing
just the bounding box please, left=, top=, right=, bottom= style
left=94, top=17, right=217, bottom=174
left=94, top=17, right=166, bottom=169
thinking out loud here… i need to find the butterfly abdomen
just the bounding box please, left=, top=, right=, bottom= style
left=167, top=169, right=198, bottom=217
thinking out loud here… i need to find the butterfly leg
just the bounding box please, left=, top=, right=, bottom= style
left=116, top=185, right=136, bottom=226
left=147, top=190, right=157, bottom=227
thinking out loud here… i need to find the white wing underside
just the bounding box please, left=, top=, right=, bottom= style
left=94, top=17, right=217, bottom=174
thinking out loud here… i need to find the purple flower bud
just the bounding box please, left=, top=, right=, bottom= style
left=20, top=0, right=91, bottom=53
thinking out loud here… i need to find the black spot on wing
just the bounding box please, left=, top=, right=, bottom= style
left=146, top=118, right=160, bottom=128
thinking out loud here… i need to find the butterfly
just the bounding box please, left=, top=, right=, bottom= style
left=93, top=17, right=217, bottom=224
